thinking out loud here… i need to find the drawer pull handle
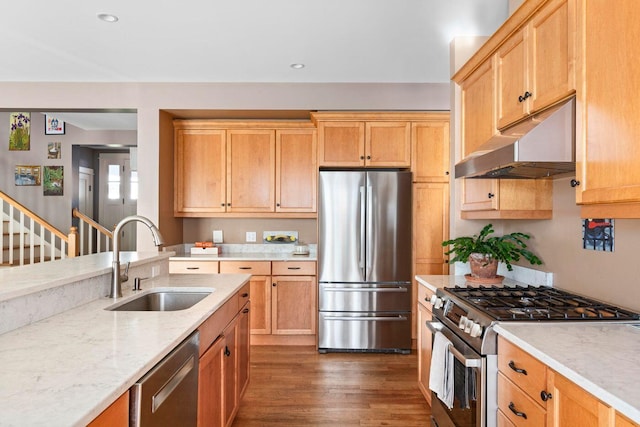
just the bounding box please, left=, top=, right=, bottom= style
left=239, top=267, right=252, bottom=270
left=241, top=292, right=249, bottom=298
left=287, top=267, right=301, bottom=270
left=242, top=308, right=250, bottom=314
left=508, top=360, right=527, bottom=375
left=224, top=346, right=231, bottom=357
left=508, top=402, right=527, bottom=419
left=186, top=267, right=199, bottom=270
left=540, top=390, right=553, bottom=401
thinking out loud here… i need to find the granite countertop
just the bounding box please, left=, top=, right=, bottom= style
left=415, top=274, right=640, bottom=423
left=0, top=272, right=250, bottom=427
left=495, top=322, right=640, bottom=423
left=166, top=243, right=317, bottom=262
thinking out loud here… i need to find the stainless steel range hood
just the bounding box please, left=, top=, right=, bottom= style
left=455, top=97, right=575, bottom=179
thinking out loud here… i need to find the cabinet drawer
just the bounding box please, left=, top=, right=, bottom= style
left=498, top=336, right=548, bottom=408
left=498, top=373, right=546, bottom=426
left=238, top=282, right=250, bottom=310
left=169, top=261, right=219, bottom=274
left=417, top=285, right=434, bottom=311
left=272, top=261, right=316, bottom=275
left=198, top=293, right=238, bottom=356
left=219, top=261, right=271, bottom=275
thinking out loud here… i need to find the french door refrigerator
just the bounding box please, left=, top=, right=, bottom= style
left=318, top=170, right=412, bottom=354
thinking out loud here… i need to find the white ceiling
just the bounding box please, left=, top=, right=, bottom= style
left=0, top=0, right=508, bottom=84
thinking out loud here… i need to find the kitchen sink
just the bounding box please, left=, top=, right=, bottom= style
left=107, top=290, right=213, bottom=312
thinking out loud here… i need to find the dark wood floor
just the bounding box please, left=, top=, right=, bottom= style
left=232, top=346, right=431, bottom=426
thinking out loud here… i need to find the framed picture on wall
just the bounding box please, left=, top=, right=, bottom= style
left=15, top=165, right=41, bottom=186
left=43, top=166, right=64, bottom=196
left=45, top=115, right=65, bottom=135
left=47, top=142, right=61, bottom=159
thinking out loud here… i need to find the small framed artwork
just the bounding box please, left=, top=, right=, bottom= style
left=15, top=165, right=41, bottom=186
left=9, top=112, right=31, bottom=150
left=47, top=142, right=61, bottom=159
left=45, top=115, right=65, bottom=135
left=43, top=166, right=64, bottom=196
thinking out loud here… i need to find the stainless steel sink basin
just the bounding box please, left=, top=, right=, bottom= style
left=107, top=290, right=212, bottom=311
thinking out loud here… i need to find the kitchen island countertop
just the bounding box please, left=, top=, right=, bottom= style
left=0, top=271, right=250, bottom=427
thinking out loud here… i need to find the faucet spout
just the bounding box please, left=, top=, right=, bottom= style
left=110, top=215, right=164, bottom=299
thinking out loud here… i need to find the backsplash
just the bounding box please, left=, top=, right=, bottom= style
left=454, top=262, right=554, bottom=287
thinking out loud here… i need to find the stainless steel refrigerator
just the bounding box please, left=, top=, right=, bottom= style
left=318, top=170, right=412, bottom=354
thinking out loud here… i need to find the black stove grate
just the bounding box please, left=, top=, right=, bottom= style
left=445, top=285, right=640, bottom=321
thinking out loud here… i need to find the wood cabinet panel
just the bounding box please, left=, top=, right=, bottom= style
left=498, top=372, right=547, bottom=426
left=276, top=129, right=317, bottom=212
left=413, top=183, right=449, bottom=266
left=317, top=121, right=365, bottom=167
left=271, top=275, right=317, bottom=335
left=496, top=29, right=528, bottom=128
left=366, top=121, right=411, bottom=167
left=417, top=301, right=432, bottom=406
left=461, top=179, right=553, bottom=219
left=227, top=130, right=275, bottom=212
left=411, top=120, right=450, bottom=182
left=498, top=336, right=548, bottom=409
left=174, top=129, right=226, bottom=214
left=461, top=58, right=498, bottom=156
left=219, top=261, right=271, bottom=275
left=616, top=412, right=639, bottom=427
left=248, top=276, right=271, bottom=335
left=198, top=335, right=225, bottom=427
left=271, top=261, right=316, bottom=276
left=237, top=302, right=251, bottom=398
left=87, top=391, right=129, bottom=427
left=169, top=260, right=219, bottom=274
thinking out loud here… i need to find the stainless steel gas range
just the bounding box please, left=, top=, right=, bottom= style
left=426, top=284, right=640, bottom=427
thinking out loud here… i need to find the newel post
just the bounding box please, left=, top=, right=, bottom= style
left=68, top=226, right=79, bottom=257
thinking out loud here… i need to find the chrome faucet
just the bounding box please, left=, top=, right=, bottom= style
left=110, top=215, right=165, bottom=298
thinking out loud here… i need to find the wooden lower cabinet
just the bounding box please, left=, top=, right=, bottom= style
left=169, top=260, right=219, bottom=274
left=498, top=336, right=639, bottom=427
left=87, top=391, right=129, bottom=427
left=197, top=285, right=250, bottom=427
left=416, top=285, right=434, bottom=406
left=271, top=275, right=317, bottom=335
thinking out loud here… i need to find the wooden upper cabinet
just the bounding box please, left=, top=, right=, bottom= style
left=462, top=179, right=553, bottom=219
left=276, top=129, right=317, bottom=212
left=461, top=58, right=499, bottom=157
left=496, top=0, right=576, bottom=129
left=227, top=130, right=275, bottom=212
left=317, top=121, right=365, bottom=167
left=366, top=121, right=411, bottom=167
left=174, top=128, right=226, bottom=215
left=411, top=118, right=450, bottom=182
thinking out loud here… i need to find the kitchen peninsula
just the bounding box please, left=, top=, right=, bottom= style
left=0, top=252, right=250, bottom=426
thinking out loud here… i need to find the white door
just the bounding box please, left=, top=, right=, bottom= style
left=78, top=167, right=95, bottom=253
left=99, top=153, right=138, bottom=251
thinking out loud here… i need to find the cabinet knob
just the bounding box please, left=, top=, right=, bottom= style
left=360, top=155, right=365, bottom=160
left=570, top=179, right=580, bottom=187
left=224, top=346, right=231, bottom=357
left=524, top=91, right=532, bottom=99
left=518, top=95, right=525, bottom=103
left=488, top=193, right=495, bottom=199
left=272, top=282, right=277, bottom=287
left=540, top=390, right=553, bottom=401
left=445, top=171, right=449, bottom=175
left=366, top=155, right=371, bottom=160
left=227, top=203, right=231, bottom=206
left=241, top=292, right=249, bottom=298
left=276, top=203, right=280, bottom=207
left=221, top=203, right=225, bottom=207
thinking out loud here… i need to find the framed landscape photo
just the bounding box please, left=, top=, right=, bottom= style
left=45, top=115, right=65, bottom=135
left=15, top=165, right=41, bottom=186
left=43, top=166, right=64, bottom=196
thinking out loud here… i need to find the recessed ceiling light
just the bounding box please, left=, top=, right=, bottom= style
left=97, top=13, right=119, bottom=23
left=290, top=63, right=305, bottom=69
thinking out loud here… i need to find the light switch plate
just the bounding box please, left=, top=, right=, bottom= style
left=246, top=231, right=257, bottom=242
left=212, top=230, right=223, bottom=243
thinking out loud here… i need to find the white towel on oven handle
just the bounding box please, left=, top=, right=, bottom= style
left=429, top=330, right=455, bottom=409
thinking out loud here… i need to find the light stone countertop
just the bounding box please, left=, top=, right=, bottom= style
left=170, top=252, right=317, bottom=262
left=0, top=272, right=250, bottom=427
left=495, top=322, right=640, bottom=423
left=415, top=275, right=640, bottom=423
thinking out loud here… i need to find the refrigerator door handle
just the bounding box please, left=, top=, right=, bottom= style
left=359, top=185, right=366, bottom=274
left=366, top=185, right=373, bottom=279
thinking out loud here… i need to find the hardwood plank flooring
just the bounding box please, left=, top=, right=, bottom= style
left=232, top=346, right=431, bottom=426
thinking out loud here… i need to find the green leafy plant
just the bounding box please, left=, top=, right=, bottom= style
left=442, top=224, right=542, bottom=271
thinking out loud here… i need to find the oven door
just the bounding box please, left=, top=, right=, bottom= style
left=426, top=321, right=485, bottom=427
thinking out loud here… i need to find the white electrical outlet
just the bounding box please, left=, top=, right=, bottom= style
left=152, top=265, right=160, bottom=277
left=246, top=231, right=257, bottom=242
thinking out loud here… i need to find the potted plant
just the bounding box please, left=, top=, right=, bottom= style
left=442, top=224, right=542, bottom=282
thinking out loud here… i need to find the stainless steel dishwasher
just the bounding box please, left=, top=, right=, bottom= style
left=130, top=331, right=199, bottom=427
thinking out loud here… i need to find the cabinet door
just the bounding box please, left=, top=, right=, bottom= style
left=222, top=318, right=239, bottom=427
left=461, top=179, right=500, bottom=212
left=271, top=276, right=317, bottom=335
left=547, top=370, right=614, bottom=427
left=365, top=121, right=411, bottom=167
left=411, top=120, right=450, bottom=183
left=88, top=391, right=129, bottom=427
left=237, top=302, right=251, bottom=399
left=226, top=130, right=275, bottom=212
left=249, top=276, right=272, bottom=335
left=275, top=129, right=317, bottom=212
left=198, top=335, right=225, bottom=427
left=496, top=29, right=529, bottom=129
left=529, top=0, right=575, bottom=114
left=461, top=58, right=499, bottom=156
left=174, top=129, right=226, bottom=214
left=461, top=179, right=553, bottom=219
left=413, top=183, right=449, bottom=266
left=417, top=302, right=432, bottom=406
left=317, top=121, right=365, bottom=167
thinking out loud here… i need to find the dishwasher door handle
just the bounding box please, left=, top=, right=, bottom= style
left=152, top=355, right=196, bottom=413
left=323, top=287, right=408, bottom=293
left=323, top=315, right=408, bottom=321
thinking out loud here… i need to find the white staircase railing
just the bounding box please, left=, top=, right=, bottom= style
left=72, top=208, right=113, bottom=255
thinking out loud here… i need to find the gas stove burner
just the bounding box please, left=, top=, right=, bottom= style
left=508, top=307, right=551, bottom=317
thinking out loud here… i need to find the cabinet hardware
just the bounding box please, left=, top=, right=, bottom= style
left=518, top=91, right=533, bottom=102
left=360, top=155, right=365, bottom=160
left=241, top=292, right=249, bottom=298
left=508, top=402, right=527, bottom=419
left=570, top=179, right=580, bottom=187
left=366, top=155, right=371, bottom=160
left=287, top=267, right=301, bottom=270
left=227, top=203, right=231, bottom=206
left=242, top=308, right=250, bottom=314
left=224, top=346, right=231, bottom=357
left=276, top=203, right=280, bottom=207
left=508, top=360, right=528, bottom=375
left=273, top=283, right=277, bottom=287
left=540, top=390, right=553, bottom=401
left=239, top=267, right=252, bottom=270
left=445, top=171, right=449, bottom=175
left=221, top=203, right=225, bottom=207
left=488, top=193, right=495, bottom=199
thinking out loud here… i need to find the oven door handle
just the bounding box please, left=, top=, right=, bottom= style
left=425, top=321, right=482, bottom=368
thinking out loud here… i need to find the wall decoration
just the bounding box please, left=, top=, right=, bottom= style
left=45, top=115, right=65, bottom=135
left=14, top=165, right=41, bottom=186
left=43, top=166, right=64, bottom=196
left=47, top=142, right=61, bottom=159
left=583, top=218, right=614, bottom=252
left=9, top=112, right=31, bottom=150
